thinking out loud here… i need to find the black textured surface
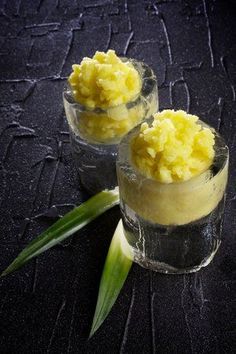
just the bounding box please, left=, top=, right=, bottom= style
left=0, top=1, right=235, bottom=353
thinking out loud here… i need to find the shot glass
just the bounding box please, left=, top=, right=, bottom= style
left=117, top=119, right=229, bottom=274
left=63, top=59, right=158, bottom=194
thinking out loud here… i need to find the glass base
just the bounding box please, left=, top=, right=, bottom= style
left=70, top=130, right=118, bottom=194
left=132, top=241, right=221, bottom=274
left=121, top=198, right=225, bottom=274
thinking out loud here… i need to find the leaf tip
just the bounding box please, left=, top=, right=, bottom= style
left=88, top=330, right=94, bottom=340
left=88, top=323, right=98, bottom=339
left=1, top=270, right=8, bottom=277
left=1, top=264, right=15, bottom=277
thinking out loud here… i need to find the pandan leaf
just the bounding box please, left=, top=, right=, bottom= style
left=1, top=188, right=119, bottom=277
left=90, top=219, right=133, bottom=338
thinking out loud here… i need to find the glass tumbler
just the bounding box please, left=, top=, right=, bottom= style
left=63, top=59, right=158, bottom=194
left=117, top=119, right=229, bottom=274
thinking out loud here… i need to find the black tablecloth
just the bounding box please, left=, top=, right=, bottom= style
left=0, top=1, right=235, bottom=353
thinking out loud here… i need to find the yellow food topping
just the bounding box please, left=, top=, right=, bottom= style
left=132, top=110, right=215, bottom=183
left=68, top=49, right=141, bottom=109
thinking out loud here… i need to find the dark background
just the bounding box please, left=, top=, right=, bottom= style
left=0, top=0, right=235, bottom=353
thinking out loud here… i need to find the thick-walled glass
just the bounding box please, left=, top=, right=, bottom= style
left=117, top=119, right=229, bottom=274
left=63, top=59, right=158, bottom=194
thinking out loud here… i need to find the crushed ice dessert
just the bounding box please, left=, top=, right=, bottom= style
left=117, top=110, right=229, bottom=273
left=63, top=50, right=158, bottom=194
left=65, top=49, right=157, bottom=144
left=68, top=49, right=141, bottom=109
left=132, top=110, right=215, bottom=184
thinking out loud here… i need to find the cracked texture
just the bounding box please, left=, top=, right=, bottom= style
left=0, top=0, right=235, bottom=353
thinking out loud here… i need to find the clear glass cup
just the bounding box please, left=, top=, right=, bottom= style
left=63, top=59, right=158, bottom=194
left=117, top=118, right=229, bottom=274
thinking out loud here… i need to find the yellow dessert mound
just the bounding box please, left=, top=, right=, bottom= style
left=67, top=49, right=147, bottom=143
left=131, top=110, right=215, bottom=183
left=68, top=49, right=141, bottom=109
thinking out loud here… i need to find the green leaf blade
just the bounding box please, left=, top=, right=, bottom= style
left=90, top=219, right=133, bottom=338
left=1, top=188, right=119, bottom=276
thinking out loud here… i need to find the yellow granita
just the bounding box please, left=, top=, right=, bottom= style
left=68, top=49, right=141, bottom=109
left=131, top=110, right=215, bottom=183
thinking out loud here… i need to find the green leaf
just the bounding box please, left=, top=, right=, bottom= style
left=90, top=219, right=133, bottom=338
left=1, top=188, right=119, bottom=277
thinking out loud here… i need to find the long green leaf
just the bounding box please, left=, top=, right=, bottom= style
left=1, top=188, right=119, bottom=277
left=90, top=219, right=133, bottom=338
